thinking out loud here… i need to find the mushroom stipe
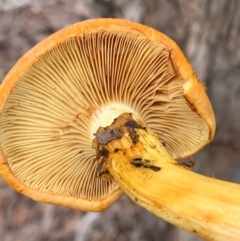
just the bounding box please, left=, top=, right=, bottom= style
left=1, top=18, right=240, bottom=241
left=95, top=116, right=161, bottom=175
left=92, top=113, right=240, bottom=241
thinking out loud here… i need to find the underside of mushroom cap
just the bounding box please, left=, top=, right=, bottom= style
left=0, top=19, right=215, bottom=211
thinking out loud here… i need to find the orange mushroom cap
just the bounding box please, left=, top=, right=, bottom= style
left=0, top=18, right=215, bottom=211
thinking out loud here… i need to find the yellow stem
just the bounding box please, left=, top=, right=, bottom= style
left=93, top=113, right=240, bottom=241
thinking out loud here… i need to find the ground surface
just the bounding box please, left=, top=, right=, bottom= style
left=0, top=1, right=240, bottom=241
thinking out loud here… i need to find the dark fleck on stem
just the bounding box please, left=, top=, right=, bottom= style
left=96, top=147, right=110, bottom=176
left=125, top=120, right=146, bottom=129
left=176, top=160, right=195, bottom=169
left=96, top=157, right=106, bottom=174
left=97, top=147, right=109, bottom=159
left=130, top=157, right=161, bottom=172
left=114, top=148, right=120, bottom=153
left=127, top=126, right=139, bottom=144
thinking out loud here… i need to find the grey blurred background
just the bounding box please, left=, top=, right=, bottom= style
left=0, top=0, right=240, bottom=241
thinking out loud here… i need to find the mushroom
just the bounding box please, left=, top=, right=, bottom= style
left=0, top=18, right=239, bottom=240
